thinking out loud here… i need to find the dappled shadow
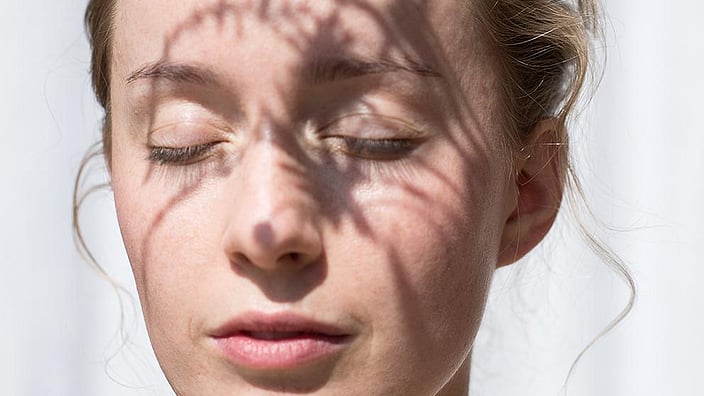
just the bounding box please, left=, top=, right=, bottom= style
left=121, top=0, right=502, bottom=393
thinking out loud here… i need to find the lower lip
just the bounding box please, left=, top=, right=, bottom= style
left=215, top=333, right=349, bottom=370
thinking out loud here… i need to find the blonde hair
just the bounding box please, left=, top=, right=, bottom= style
left=76, top=0, right=634, bottom=390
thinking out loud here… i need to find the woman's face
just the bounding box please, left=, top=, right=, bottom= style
left=109, top=0, right=515, bottom=394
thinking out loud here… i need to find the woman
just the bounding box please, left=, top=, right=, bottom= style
left=79, top=0, right=607, bottom=394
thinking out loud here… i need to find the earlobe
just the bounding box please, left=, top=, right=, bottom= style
left=497, top=119, right=566, bottom=267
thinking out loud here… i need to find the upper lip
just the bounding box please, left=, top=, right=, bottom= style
left=210, top=311, right=352, bottom=339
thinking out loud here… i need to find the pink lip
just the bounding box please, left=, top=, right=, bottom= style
left=211, top=312, right=353, bottom=370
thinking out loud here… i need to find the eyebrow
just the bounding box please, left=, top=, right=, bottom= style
left=126, top=60, right=219, bottom=86
left=304, top=56, right=443, bottom=84
left=125, top=56, right=443, bottom=87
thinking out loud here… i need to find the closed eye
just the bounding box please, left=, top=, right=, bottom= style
left=147, top=142, right=220, bottom=165
left=319, top=113, right=427, bottom=161
left=328, top=136, right=421, bottom=160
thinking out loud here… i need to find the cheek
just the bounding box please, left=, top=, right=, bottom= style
left=325, top=152, right=504, bottom=385
left=110, top=138, right=217, bottom=327
left=111, top=147, right=230, bottom=387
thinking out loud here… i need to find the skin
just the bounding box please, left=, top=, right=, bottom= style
left=107, top=0, right=561, bottom=394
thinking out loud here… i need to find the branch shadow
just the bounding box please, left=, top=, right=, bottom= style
left=123, top=0, right=501, bottom=393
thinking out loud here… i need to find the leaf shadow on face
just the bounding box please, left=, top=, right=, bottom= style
left=128, top=0, right=504, bottom=392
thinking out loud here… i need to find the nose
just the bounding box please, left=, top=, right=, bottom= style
left=222, top=138, right=323, bottom=274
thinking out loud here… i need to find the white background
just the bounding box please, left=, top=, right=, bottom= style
left=1, top=1, right=702, bottom=395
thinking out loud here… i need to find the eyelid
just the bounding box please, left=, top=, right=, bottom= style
left=148, top=120, right=233, bottom=148
left=146, top=120, right=233, bottom=168
left=316, top=113, right=427, bottom=162
left=318, top=113, right=426, bottom=140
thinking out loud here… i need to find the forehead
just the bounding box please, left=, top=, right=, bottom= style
left=111, top=0, right=472, bottom=78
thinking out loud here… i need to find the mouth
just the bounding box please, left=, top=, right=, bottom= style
left=211, top=312, right=353, bottom=370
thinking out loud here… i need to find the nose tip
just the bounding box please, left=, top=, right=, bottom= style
left=229, top=221, right=322, bottom=273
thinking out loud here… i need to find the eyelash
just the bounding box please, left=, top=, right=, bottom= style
left=146, top=142, right=231, bottom=187
left=328, top=136, right=420, bottom=160
left=147, top=142, right=219, bottom=165
left=147, top=137, right=419, bottom=167
left=145, top=115, right=424, bottom=181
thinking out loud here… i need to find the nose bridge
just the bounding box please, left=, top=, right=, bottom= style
left=224, top=134, right=321, bottom=272
left=244, top=135, right=307, bottom=221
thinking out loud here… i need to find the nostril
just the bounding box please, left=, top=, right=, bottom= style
left=227, top=218, right=322, bottom=272
left=232, top=252, right=252, bottom=267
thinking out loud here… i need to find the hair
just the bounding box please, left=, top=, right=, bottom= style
left=85, top=0, right=596, bottom=163
left=84, top=0, right=115, bottom=165
left=76, top=0, right=634, bottom=391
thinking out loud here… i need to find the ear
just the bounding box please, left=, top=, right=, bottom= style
left=497, top=119, right=566, bottom=267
